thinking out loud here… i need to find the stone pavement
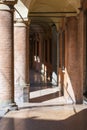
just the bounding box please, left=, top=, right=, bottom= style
left=0, top=70, right=87, bottom=129
left=0, top=103, right=87, bottom=130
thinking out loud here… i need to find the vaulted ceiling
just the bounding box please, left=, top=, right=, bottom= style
left=19, top=0, right=81, bottom=30
left=30, top=0, right=80, bottom=12
left=21, top=0, right=81, bottom=13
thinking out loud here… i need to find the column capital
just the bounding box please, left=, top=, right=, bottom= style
left=14, top=18, right=30, bottom=27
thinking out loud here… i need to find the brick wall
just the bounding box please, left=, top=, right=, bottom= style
left=64, top=16, right=83, bottom=104
left=0, top=9, right=14, bottom=106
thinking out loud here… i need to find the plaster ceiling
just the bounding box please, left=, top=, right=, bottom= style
left=21, top=0, right=81, bottom=13
left=31, top=0, right=80, bottom=12
left=21, top=0, right=81, bottom=29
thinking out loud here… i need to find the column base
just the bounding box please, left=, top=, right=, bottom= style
left=8, top=102, right=18, bottom=111
left=15, top=84, right=29, bottom=104
left=0, top=102, right=18, bottom=118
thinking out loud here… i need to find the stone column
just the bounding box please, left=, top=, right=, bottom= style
left=0, top=1, right=18, bottom=109
left=14, top=21, right=29, bottom=103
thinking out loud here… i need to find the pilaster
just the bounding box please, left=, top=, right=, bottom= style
left=65, top=16, right=83, bottom=104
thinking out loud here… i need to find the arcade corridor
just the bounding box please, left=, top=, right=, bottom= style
left=1, top=0, right=87, bottom=129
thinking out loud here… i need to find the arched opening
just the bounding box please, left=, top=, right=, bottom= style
left=13, top=0, right=83, bottom=105
left=29, top=20, right=60, bottom=103
left=26, top=0, right=82, bottom=104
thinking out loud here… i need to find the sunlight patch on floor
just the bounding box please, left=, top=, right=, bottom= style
left=30, top=87, right=60, bottom=99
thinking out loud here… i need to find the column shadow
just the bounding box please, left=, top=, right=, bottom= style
left=0, top=109, right=87, bottom=130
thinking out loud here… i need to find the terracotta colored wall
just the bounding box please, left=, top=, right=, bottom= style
left=0, top=8, right=14, bottom=106
left=64, top=16, right=83, bottom=104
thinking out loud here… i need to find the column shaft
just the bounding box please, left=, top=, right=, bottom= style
left=14, top=22, right=29, bottom=103
left=0, top=4, right=14, bottom=107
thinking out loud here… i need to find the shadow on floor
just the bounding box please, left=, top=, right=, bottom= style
left=29, top=69, right=60, bottom=103
left=29, top=91, right=59, bottom=103
left=0, top=109, right=87, bottom=130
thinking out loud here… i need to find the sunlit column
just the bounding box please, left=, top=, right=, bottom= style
left=66, top=16, right=83, bottom=104
left=14, top=20, right=29, bottom=103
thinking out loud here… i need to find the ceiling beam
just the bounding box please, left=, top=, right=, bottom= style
left=29, top=11, right=77, bottom=14
left=28, top=15, right=65, bottom=18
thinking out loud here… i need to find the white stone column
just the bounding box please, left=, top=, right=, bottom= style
left=14, top=21, right=29, bottom=103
